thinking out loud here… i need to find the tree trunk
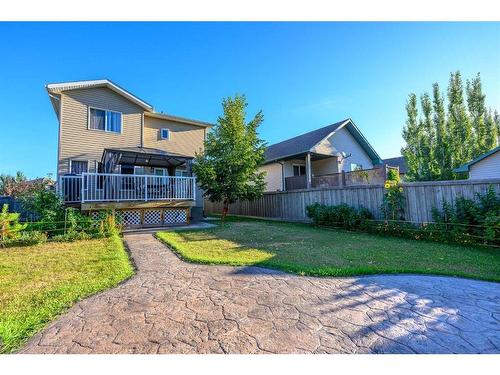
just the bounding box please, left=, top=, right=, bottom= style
left=221, top=198, right=229, bottom=222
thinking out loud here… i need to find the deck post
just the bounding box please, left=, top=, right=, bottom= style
left=144, top=175, right=148, bottom=202
left=192, top=176, right=196, bottom=201
left=81, top=173, right=85, bottom=203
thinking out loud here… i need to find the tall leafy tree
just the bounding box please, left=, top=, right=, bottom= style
left=401, top=94, right=421, bottom=180
left=402, top=71, right=498, bottom=181
left=193, top=95, right=266, bottom=219
left=432, top=83, right=449, bottom=178
left=447, top=71, right=472, bottom=167
left=420, top=92, right=437, bottom=179
left=466, top=73, right=487, bottom=154
left=484, top=109, right=499, bottom=151
left=494, top=110, right=500, bottom=143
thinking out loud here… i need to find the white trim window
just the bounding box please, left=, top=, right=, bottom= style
left=292, top=164, right=306, bottom=176
left=88, top=107, right=122, bottom=133
left=154, top=168, right=168, bottom=176
left=160, top=128, right=170, bottom=140
left=175, top=166, right=189, bottom=177
left=134, top=166, right=147, bottom=175
left=70, top=160, right=88, bottom=175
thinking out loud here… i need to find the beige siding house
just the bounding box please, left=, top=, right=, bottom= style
left=47, top=79, right=212, bottom=227
left=259, top=119, right=382, bottom=191
left=454, top=146, right=500, bottom=180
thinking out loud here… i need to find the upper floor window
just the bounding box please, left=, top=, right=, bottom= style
left=89, top=107, right=122, bottom=133
left=160, top=128, right=170, bottom=140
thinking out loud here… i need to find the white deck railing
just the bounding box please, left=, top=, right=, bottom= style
left=59, top=173, right=196, bottom=203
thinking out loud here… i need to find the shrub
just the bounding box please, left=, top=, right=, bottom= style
left=306, top=203, right=374, bottom=229
left=1, top=231, right=47, bottom=248
left=431, top=186, right=499, bottom=246
left=0, top=204, right=27, bottom=246
left=21, top=190, right=112, bottom=239
left=306, top=188, right=499, bottom=247
left=96, top=211, right=122, bottom=237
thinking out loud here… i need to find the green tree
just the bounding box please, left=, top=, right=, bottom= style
left=494, top=110, right=500, bottom=143
left=484, top=109, right=499, bottom=151
left=432, top=83, right=449, bottom=178
left=402, top=71, right=498, bottom=181
left=0, top=171, right=27, bottom=196
left=466, top=73, right=487, bottom=154
left=192, top=95, right=267, bottom=220
left=401, top=94, right=421, bottom=180
left=420, top=92, right=438, bottom=179
left=447, top=71, right=472, bottom=167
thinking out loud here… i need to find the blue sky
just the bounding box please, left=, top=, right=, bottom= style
left=1, top=22, right=499, bottom=178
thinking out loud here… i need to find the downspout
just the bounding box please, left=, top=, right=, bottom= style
left=140, top=113, right=144, bottom=147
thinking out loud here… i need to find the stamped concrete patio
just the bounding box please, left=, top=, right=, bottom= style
left=21, top=233, right=500, bottom=354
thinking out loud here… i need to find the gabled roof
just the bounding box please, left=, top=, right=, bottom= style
left=382, top=156, right=408, bottom=174
left=46, top=79, right=213, bottom=128
left=46, top=79, right=154, bottom=111
left=454, top=146, right=500, bottom=172
left=264, top=118, right=382, bottom=165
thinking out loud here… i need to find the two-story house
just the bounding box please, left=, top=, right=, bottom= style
left=47, top=79, right=212, bottom=227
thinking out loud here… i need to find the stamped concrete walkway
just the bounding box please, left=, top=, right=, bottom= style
left=21, top=233, right=500, bottom=354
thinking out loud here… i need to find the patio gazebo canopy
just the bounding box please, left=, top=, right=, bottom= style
left=102, top=147, right=193, bottom=173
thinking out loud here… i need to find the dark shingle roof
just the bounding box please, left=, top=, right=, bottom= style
left=382, top=156, right=408, bottom=174
left=264, top=119, right=349, bottom=162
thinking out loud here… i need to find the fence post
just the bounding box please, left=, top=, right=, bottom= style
left=342, top=170, right=346, bottom=186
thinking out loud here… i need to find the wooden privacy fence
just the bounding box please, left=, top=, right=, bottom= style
left=204, top=179, right=500, bottom=224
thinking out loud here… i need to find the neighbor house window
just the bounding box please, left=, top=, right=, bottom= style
left=89, top=107, right=122, bottom=133
left=350, top=163, right=363, bottom=171
left=293, top=165, right=306, bottom=176
left=160, top=128, right=170, bottom=140
left=70, top=160, right=88, bottom=175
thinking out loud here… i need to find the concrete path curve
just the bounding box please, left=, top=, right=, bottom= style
left=21, top=233, right=500, bottom=354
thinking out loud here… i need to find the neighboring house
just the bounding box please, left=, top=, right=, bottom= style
left=259, top=119, right=382, bottom=191
left=47, top=79, right=212, bottom=227
left=454, top=146, right=500, bottom=180
left=381, top=156, right=408, bottom=179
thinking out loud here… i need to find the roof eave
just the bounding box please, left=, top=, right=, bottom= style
left=144, top=111, right=213, bottom=128
left=343, top=119, right=383, bottom=165
left=453, top=146, right=500, bottom=173
left=453, top=165, right=469, bottom=173
left=45, top=79, right=154, bottom=112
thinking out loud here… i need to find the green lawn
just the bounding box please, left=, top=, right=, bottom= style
left=0, top=235, right=134, bottom=353
left=157, top=217, right=500, bottom=282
